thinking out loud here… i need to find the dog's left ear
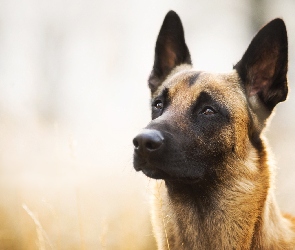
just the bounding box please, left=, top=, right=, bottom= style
left=234, top=18, right=288, bottom=111
left=148, top=11, right=192, bottom=93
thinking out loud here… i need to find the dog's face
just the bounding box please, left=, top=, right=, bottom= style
left=133, top=11, right=288, bottom=184
left=134, top=70, right=249, bottom=182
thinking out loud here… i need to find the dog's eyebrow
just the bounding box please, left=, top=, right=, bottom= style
left=194, top=91, right=222, bottom=111
left=188, top=72, right=201, bottom=86
left=157, top=87, right=169, bottom=100
left=195, top=91, right=214, bottom=105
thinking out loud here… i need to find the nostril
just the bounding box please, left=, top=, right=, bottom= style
left=145, top=140, right=162, bottom=151
left=146, top=142, right=153, bottom=150
left=133, top=138, right=139, bottom=149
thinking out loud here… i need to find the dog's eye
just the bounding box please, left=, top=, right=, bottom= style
left=201, top=107, right=216, bottom=115
left=153, top=100, right=163, bottom=110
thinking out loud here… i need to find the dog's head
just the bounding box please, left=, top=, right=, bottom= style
left=133, top=11, right=288, bottom=184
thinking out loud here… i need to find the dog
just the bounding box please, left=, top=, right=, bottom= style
left=133, top=10, right=295, bottom=249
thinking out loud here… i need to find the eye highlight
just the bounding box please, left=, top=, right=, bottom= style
left=201, top=106, right=216, bottom=115
left=153, top=100, right=163, bottom=110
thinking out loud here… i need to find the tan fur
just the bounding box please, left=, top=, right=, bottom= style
left=149, top=69, right=295, bottom=250
left=134, top=14, right=293, bottom=249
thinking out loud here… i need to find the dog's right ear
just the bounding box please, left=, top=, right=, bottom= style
left=234, top=19, right=288, bottom=112
left=148, top=11, right=192, bottom=93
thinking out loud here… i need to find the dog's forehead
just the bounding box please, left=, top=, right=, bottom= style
left=162, top=70, right=245, bottom=109
left=167, top=70, right=238, bottom=93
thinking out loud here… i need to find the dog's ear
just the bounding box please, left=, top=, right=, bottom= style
left=148, top=11, right=192, bottom=93
left=234, top=19, right=288, bottom=111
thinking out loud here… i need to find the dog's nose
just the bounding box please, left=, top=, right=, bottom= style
left=133, top=129, right=164, bottom=155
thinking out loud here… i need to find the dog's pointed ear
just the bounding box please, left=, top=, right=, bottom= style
left=234, top=18, right=288, bottom=111
left=148, top=11, right=192, bottom=93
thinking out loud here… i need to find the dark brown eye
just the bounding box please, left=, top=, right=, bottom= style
left=154, top=100, right=163, bottom=110
left=201, top=107, right=216, bottom=115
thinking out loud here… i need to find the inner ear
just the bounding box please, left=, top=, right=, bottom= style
left=148, top=11, right=192, bottom=93
left=248, top=52, right=277, bottom=96
left=234, top=18, right=288, bottom=111
left=161, top=44, right=178, bottom=72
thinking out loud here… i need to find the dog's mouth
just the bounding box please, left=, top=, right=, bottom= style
left=141, top=168, right=170, bottom=179
left=134, top=161, right=171, bottom=179
left=135, top=161, right=201, bottom=184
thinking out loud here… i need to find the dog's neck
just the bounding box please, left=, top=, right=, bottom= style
left=151, top=162, right=294, bottom=249
left=152, top=181, right=263, bottom=249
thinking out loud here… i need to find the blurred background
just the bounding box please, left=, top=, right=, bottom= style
left=0, top=0, right=294, bottom=249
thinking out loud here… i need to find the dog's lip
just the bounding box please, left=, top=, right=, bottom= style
left=135, top=163, right=201, bottom=183
left=141, top=168, right=170, bottom=179
left=134, top=155, right=202, bottom=182
left=142, top=169, right=201, bottom=183
left=135, top=163, right=171, bottom=179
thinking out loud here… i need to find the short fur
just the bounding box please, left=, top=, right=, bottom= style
left=133, top=11, right=295, bottom=249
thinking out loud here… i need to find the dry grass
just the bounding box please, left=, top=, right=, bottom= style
left=0, top=171, right=156, bottom=250
left=0, top=117, right=156, bottom=250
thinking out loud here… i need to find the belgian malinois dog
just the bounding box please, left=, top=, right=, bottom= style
left=133, top=11, right=295, bottom=249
